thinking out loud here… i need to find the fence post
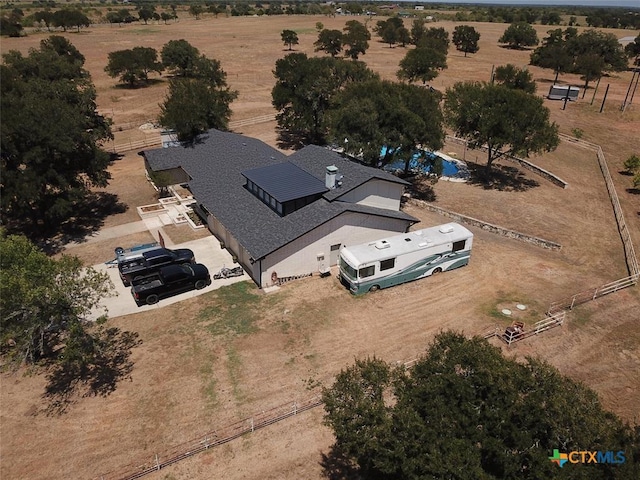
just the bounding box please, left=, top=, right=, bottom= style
left=155, top=454, right=160, bottom=471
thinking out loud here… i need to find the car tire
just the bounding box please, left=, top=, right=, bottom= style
left=432, top=267, right=442, bottom=275
left=195, top=280, right=207, bottom=290
left=146, top=294, right=159, bottom=305
left=369, top=285, right=380, bottom=292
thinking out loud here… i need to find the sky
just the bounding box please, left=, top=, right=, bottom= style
left=396, top=1, right=640, bottom=7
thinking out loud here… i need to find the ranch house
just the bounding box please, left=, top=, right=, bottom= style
left=141, top=129, right=418, bottom=288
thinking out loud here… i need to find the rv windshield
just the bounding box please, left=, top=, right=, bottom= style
left=339, top=257, right=357, bottom=279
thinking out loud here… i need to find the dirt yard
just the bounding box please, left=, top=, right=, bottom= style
left=1, top=14, right=639, bottom=480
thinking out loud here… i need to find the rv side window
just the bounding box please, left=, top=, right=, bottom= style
left=380, top=258, right=395, bottom=271
left=452, top=240, right=466, bottom=252
left=359, top=266, right=375, bottom=278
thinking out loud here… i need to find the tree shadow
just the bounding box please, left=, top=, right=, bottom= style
left=626, top=187, right=640, bottom=195
left=39, top=191, right=128, bottom=254
left=43, top=326, right=142, bottom=416
left=275, top=125, right=309, bottom=151
left=466, top=163, right=540, bottom=192
left=113, top=78, right=164, bottom=89
left=406, top=174, right=437, bottom=202
left=320, top=445, right=362, bottom=480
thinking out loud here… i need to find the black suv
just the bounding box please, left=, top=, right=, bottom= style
left=117, top=247, right=195, bottom=286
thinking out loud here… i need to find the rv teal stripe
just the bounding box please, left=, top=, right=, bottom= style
left=353, top=253, right=470, bottom=294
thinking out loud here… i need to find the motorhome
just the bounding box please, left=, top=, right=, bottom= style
left=338, top=223, right=473, bottom=294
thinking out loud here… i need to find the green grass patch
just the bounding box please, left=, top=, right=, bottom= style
left=198, top=281, right=262, bottom=336
left=226, top=344, right=245, bottom=402
left=479, top=291, right=543, bottom=325
left=200, top=362, right=219, bottom=411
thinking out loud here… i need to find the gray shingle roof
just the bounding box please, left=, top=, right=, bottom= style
left=142, top=129, right=418, bottom=261
left=287, top=145, right=409, bottom=201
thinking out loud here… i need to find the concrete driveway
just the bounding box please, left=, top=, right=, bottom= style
left=93, top=235, right=249, bottom=319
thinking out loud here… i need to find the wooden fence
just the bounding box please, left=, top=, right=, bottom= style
left=96, top=396, right=323, bottom=480
left=547, top=274, right=639, bottom=315
left=558, top=133, right=639, bottom=278
left=481, top=311, right=566, bottom=346
left=108, top=137, right=162, bottom=154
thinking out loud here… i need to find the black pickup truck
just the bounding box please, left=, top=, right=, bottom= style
left=131, top=263, right=211, bottom=306
left=117, top=247, right=195, bottom=286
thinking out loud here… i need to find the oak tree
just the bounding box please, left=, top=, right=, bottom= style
left=323, top=332, right=640, bottom=479
left=499, top=21, right=539, bottom=49
left=327, top=79, right=444, bottom=171
left=159, top=55, right=238, bottom=142
left=272, top=53, right=376, bottom=148
left=343, top=20, right=370, bottom=60
left=1, top=36, right=112, bottom=235
left=444, top=82, right=559, bottom=172
left=452, top=25, right=480, bottom=57
left=105, top=47, right=163, bottom=87
left=494, top=64, right=536, bottom=94
left=397, top=46, right=447, bottom=85
left=281, top=29, right=299, bottom=50
left=314, top=29, right=343, bottom=57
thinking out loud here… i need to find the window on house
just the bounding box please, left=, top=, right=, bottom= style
left=452, top=240, right=466, bottom=252
left=380, top=258, right=395, bottom=271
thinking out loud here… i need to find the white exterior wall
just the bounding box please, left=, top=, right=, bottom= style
left=335, top=179, right=404, bottom=211
left=260, top=212, right=410, bottom=286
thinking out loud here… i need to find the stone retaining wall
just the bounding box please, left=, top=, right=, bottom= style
left=413, top=200, right=562, bottom=251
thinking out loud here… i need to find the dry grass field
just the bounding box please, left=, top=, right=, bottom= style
left=1, top=14, right=639, bottom=480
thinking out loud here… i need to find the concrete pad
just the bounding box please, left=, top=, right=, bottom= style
left=91, top=235, right=250, bottom=319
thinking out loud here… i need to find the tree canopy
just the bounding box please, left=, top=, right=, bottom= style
left=416, top=27, right=450, bottom=54
left=453, top=25, right=481, bottom=57
left=530, top=28, right=574, bottom=83
left=0, top=231, right=141, bottom=413
left=327, top=79, right=444, bottom=171
left=397, top=46, right=447, bottom=85
left=531, top=28, right=628, bottom=89
left=375, top=17, right=405, bottom=48
left=625, top=34, right=640, bottom=67
left=158, top=54, right=237, bottom=142
left=1, top=36, right=113, bottom=237
left=137, top=5, right=155, bottom=25
left=51, top=9, right=90, bottom=33
left=494, top=64, right=537, bottom=94
left=272, top=54, right=377, bottom=149
left=499, top=21, right=539, bottom=49
left=314, top=29, right=343, bottom=57
left=281, top=29, right=299, bottom=51
left=105, top=46, right=163, bottom=87
left=161, top=39, right=201, bottom=77
left=343, top=20, right=370, bottom=60
left=322, top=331, right=640, bottom=479
left=443, top=81, right=559, bottom=172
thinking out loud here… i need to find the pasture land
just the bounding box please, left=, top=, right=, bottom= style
left=1, top=15, right=639, bottom=480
